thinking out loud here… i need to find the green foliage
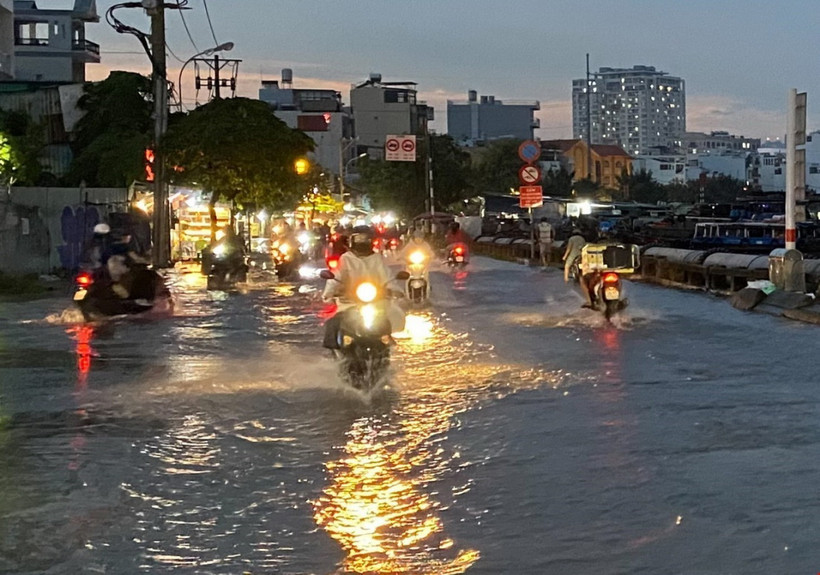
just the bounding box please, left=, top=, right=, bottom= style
left=616, top=168, right=666, bottom=203
left=0, top=110, right=43, bottom=186
left=430, top=134, right=473, bottom=208
left=472, top=138, right=523, bottom=194
left=162, top=97, right=314, bottom=213
left=357, top=156, right=421, bottom=216
left=543, top=166, right=574, bottom=198
left=691, top=174, right=746, bottom=203
left=66, top=71, right=153, bottom=186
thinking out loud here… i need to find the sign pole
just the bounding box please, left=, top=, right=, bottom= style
left=529, top=207, right=534, bottom=262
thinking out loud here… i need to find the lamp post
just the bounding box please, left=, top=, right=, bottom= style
left=341, top=152, right=367, bottom=204
left=177, top=41, right=234, bottom=111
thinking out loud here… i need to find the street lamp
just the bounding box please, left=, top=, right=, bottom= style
left=177, top=41, right=234, bottom=111
left=340, top=152, right=367, bottom=202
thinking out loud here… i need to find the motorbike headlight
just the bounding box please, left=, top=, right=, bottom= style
left=360, top=304, right=378, bottom=329
left=278, top=242, right=291, bottom=254
left=212, top=244, right=226, bottom=257
left=355, top=282, right=378, bottom=303
left=409, top=250, right=426, bottom=265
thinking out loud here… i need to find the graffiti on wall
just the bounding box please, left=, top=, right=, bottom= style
left=57, top=205, right=100, bottom=270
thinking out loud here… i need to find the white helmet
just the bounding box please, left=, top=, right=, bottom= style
left=93, top=223, right=111, bottom=235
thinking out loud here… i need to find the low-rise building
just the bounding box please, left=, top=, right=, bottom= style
left=540, top=139, right=632, bottom=189
left=349, top=73, right=433, bottom=159
left=258, top=68, right=353, bottom=177
left=447, top=90, right=539, bottom=144
left=10, top=0, right=100, bottom=83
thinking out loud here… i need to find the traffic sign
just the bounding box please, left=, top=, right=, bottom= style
left=519, top=164, right=541, bottom=185
left=518, top=140, right=541, bottom=164
left=519, top=185, right=543, bottom=208
left=386, top=135, right=416, bottom=161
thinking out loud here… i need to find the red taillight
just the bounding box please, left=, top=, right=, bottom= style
left=603, top=272, right=619, bottom=283
left=372, top=238, right=381, bottom=249
left=454, top=246, right=464, bottom=255
left=327, top=255, right=339, bottom=270
left=389, top=238, right=398, bottom=247
left=76, top=272, right=93, bottom=287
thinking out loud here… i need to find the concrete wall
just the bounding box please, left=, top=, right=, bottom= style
left=0, top=199, right=50, bottom=274
left=9, top=186, right=130, bottom=272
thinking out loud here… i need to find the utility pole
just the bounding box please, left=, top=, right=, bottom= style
left=149, top=1, right=170, bottom=267
left=585, top=53, right=592, bottom=181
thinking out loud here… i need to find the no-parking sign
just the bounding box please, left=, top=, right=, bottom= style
left=385, top=135, right=416, bottom=161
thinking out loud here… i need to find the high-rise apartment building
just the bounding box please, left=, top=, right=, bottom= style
left=572, top=65, right=685, bottom=156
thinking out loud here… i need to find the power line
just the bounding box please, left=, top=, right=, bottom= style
left=202, top=0, right=219, bottom=45
left=178, top=8, right=200, bottom=53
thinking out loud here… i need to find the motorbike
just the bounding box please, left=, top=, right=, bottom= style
left=585, top=270, right=628, bottom=320
left=320, top=269, right=409, bottom=392
left=446, top=243, right=469, bottom=267
left=73, top=265, right=172, bottom=322
left=405, top=249, right=430, bottom=305
left=272, top=238, right=302, bottom=279
left=206, top=243, right=248, bottom=290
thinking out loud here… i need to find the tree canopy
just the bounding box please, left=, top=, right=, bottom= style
left=66, top=71, right=154, bottom=187
left=357, top=134, right=473, bottom=217
left=162, top=97, right=314, bottom=236
left=471, top=138, right=524, bottom=195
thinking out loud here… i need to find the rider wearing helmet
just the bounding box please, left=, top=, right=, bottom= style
left=322, top=225, right=405, bottom=348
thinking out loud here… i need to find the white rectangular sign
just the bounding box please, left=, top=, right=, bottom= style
left=385, top=135, right=417, bottom=162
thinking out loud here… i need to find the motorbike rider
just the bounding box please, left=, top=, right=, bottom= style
left=399, top=228, right=435, bottom=296
left=82, top=223, right=113, bottom=270
left=322, top=225, right=405, bottom=348
left=562, top=228, right=594, bottom=307
left=444, top=221, right=471, bottom=257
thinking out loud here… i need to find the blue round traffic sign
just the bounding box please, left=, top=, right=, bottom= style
left=518, top=140, right=541, bottom=164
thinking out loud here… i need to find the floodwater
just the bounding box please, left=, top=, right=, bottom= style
left=1, top=257, right=819, bottom=574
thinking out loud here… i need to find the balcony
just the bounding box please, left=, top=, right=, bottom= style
left=72, top=38, right=100, bottom=62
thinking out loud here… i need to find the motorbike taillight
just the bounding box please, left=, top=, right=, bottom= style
left=76, top=272, right=93, bottom=287
left=603, top=272, right=620, bottom=283
left=454, top=246, right=464, bottom=255
left=327, top=255, right=340, bottom=270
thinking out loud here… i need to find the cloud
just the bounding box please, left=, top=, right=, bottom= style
left=686, top=94, right=784, bottom=139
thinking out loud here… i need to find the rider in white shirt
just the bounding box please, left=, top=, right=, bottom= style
left=322, top=226, right=405, bottom=348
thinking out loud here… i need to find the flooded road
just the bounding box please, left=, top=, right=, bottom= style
left=1, top=258, right=819, bottom=574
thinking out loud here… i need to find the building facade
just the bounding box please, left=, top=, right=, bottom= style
left=258, top=69, right=353, bottom=177
left=349, top=73, right=433, bottom=160
left=447, top=90, right=540, bottom=144
left=572, top=65, right=686, bottom=156
left=10, top=0, right=100, bottom=83
left=0, top=0, right=13, bottom=80
left=684, top=130, right=759, bottom=154
left=540, top=139, right=632, bottom=190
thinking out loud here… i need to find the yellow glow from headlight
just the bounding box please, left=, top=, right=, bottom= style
left=355, top=282, right=377, bottom=303
left=278, top=242, right=291, bottom=254
left=215, top=230, right=225, bottom=241
left=393, top=313, right=433, bottom=343
left=212, top=244, right=226, bottom=256
left=360, top=304, right=377, bottom=329
left=409, top=250, right=426, bottom=265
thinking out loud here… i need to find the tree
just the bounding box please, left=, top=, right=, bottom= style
left=471, top=138, right=523, bottom=195
left=542, top=166, right=574, bottom=198
left=66, top=71, right=154, bottom=187
left=0, top=110, right=43, bottom=187
left=430, top=134, right=473, bottom=209
left=162, top=97, right=314, bottom=239
left=616, top=168, right=666, bottom=204
left=357, top=156, right=421, bottom=216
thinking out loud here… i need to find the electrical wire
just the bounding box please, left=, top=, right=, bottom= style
left=178, top=5, right=200, bottom=53
left=202, top=0, right=219, bottom=45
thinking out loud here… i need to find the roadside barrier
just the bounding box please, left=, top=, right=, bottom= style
left=472, top=237, right=820, bottom=295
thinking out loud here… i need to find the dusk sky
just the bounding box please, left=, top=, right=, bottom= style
left=84, top=0, right=820, bottom=142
